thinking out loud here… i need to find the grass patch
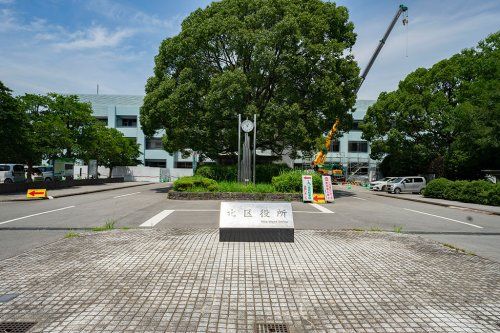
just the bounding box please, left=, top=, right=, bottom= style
left=215, top=181, right=277, bottom=193
left=352, top=228, right=365, bottom=232
left=92, top=219, right=116, bottom=232
left=441, top=243, right=476, bottom=256
left=393, top=226, right=403, bottom=233
left=120, top=227, right=131, bottom=230
left=65, top=230, right=80, bottom=238
left=369, top=226, right=382, bottom=232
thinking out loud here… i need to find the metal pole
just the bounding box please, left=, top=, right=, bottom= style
left=253, top=114, right=257, bottom=185
left=237, top=114, right=241, bottom=182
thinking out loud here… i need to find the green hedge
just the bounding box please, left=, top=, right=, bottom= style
left=423, top=178, right=500, bottom=206
left=271, top=170, right=322, bottom=193
left=195, top=163, right=290, bottom=183
left=173, top=176, right=218, bottom=192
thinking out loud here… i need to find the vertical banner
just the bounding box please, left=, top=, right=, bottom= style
left=322, top=175, right=335, bottom=202
left=302, top=175, right=313, bottom=202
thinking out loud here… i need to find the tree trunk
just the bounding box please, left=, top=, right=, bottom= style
left=26, top=161, right=33, bottom=182
left=108, top=166, right=113, bottom=179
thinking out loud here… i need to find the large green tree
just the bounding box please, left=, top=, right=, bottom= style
left=141, top=0, right=359, bottom=162
left=81, top=123, right=142, bottom=177
left=362, top=32, right=499, bottom=179
left=0, top=81, right=29, bottom=163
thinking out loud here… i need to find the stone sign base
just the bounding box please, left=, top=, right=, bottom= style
left=219, top=202, right=294, bottom=243
left=219, top=228, right=294, bottom=242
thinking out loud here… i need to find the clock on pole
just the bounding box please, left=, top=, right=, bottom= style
left=241, top=120, right=254, bottom=133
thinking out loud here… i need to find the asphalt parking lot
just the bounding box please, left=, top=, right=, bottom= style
left=0, top=183, right=499, bottom=261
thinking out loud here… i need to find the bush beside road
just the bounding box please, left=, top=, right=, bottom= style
left=423, top=178, right=500, bottom=206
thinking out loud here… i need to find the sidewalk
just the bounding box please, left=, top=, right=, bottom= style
left=0, top=182, right=156, bottom=202
left=0, top=229, right=498, bottom=332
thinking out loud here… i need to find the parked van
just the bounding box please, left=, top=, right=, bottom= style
left=386, top=176, right=426, bottom=194
left=0, top=164, right=26, bottom=183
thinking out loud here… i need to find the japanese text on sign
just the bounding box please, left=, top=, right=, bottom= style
left=220, top=202, right=294, bottom=229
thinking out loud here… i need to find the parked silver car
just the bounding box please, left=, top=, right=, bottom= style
left=386, top=176, right=426, bottom=194
left=0, top=163, right=26, bottom=183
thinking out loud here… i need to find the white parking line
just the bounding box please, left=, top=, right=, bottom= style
left=309, top=204, right=335, bottom=214
left=352, top=197, right=367, bottom=201
left=140, top=210, right=174, bottom=227
left=404, top=208, right=483, bottom=229
left=0, top=206, right=75, bottom=225
left=113, top=192, right=141, bottom=198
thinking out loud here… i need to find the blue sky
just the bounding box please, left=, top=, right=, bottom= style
left=1, top=0, right=498, bottom=99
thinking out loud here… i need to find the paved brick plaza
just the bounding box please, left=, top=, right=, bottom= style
left=0, top=229, right=499, bottom=332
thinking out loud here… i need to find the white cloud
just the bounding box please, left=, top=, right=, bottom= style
left=0, top=0, right=15, bottom=4
left=54, top=26, right=135, bottom=50
left=0, top=8, right=17, bottom=31
left=85, top=0, right=179, bottom=30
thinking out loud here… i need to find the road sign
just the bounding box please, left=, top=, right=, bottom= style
left=313, top=193, right=325, bottom=204
left=302, top=175, right=313, bottom=202
left=322, top=175, right=334, bottom=202
left=26, top=189, right=47, bottom=199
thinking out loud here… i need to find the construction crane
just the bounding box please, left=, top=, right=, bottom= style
left=312, top=4, right=408, bottom=177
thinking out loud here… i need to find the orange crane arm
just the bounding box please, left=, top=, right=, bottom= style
left=312, top=119, right=340, bottom=167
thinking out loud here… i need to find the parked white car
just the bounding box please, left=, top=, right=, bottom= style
left=0, top=163, right=26, bottom=183
left=370, top=177, right=396, bottom=191
left=32, top=166, right=55, bottom=182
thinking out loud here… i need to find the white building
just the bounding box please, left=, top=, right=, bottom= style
left=78, top=94, right=378, bottom=180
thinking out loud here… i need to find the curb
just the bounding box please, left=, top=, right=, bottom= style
left=167, top=191, right=302, bottom=201
left=0, top=182, right=160, bottom=202
left=372, top=192, right=500, bottom=216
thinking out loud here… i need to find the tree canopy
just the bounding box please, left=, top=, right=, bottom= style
left=81, top=123, right=141, bottom=176
left=141, top=0, right=360, bottom=161
left=0, top=84, right=141, bottom=175
left=362, top=32, right=500, bottom=179
left=0, top=82, right=28, bottom=162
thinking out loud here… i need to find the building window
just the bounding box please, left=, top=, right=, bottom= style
left=351, top=120, right=363, bottom=131
left=118, top=116, right=137, bottom=127
left=145, top=160, right=166, bottom=168
left=95, top=116, right=108, bottom=125
left=329, top=141, right=340, bottom=152
left=125, top=137, right=137, bottom=145
left=146, top=138, right=163, bottom=150
left=175, top=161, right=193, bottom=169
left=348, top=141, right=368, bottom=153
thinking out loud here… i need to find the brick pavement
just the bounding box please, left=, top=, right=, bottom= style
left=0, top=229, right=499, bottom=332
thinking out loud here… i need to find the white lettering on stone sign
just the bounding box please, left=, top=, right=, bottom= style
left=322, top=175, right=334, bottom=202
left=302, top=175, right=313, bottom=202
left=220, top=202, right=294, bottom=229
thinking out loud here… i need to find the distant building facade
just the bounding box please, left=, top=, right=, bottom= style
left=78, top=94, right=378, bottom=180
left=77, top=94, right=193, bottom=179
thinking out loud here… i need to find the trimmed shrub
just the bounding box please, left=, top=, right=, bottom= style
left=195, top=163, right=290, bottom=183
left=173, top=176, right=218, bottom=192
left=195, top=164, right=237, bottom=182
left=421, top=178, right=450, bottom=199
left=423, top=178, right=499, bottom=206
left=271, top=170, right=322, bottom=193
